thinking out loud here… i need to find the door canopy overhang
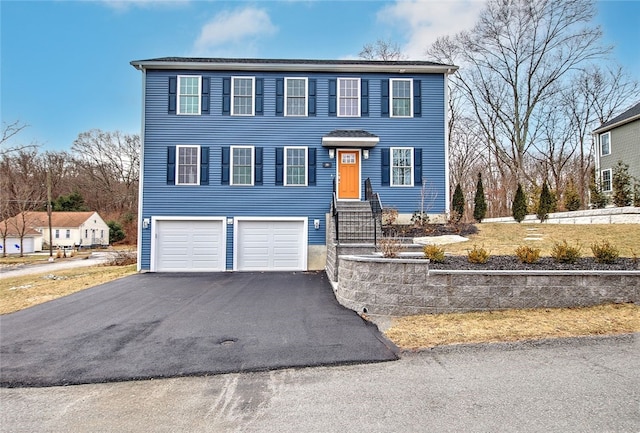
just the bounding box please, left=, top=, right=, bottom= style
left=321, top=130, right=379, bottom=148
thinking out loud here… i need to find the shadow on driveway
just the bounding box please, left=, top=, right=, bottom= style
left=0, top=271, right=398, bottom=387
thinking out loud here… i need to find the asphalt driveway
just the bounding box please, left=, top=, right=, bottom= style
left=0, top=271, right=397, bottom=387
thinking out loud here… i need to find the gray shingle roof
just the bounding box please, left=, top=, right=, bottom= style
left=594, top=101, right=640, bottom=133
left=324, top=130, right=379, bottom=139
left=133, top=57, right=452, bottom=68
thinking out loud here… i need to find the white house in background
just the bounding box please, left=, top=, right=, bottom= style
left=0, top=211, right=110, bottom=253
left=0, top=225, right=43, bottom=255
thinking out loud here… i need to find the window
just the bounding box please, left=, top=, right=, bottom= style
left=177, top=76, right=201, bottom=115
left=231, top=146, right=254, bottom=185
left=101, top=230, right=104, bottom=239
left=285, top=78, right=308, bottom=116
left=600, top=132, right=611, bottom=156
left=55, top=229, right=59, bottom=239
left=232, top=77, right=255, bottom=116
left=176, top=145, right=200, bottom=185
left=338, top=78, right=360, bottom=117
left=601, top=168, right=612, bottom=192
left=85, top=229, right=88, bottom=238
left=65, top=229, right=71, bottom=239
left=391, top=148, right=413, bottom=186
left=285, top=147, right=307, bottom=186
left=391, top=79, right=413, bottom=117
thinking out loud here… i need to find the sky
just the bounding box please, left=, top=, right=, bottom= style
left=1, top=0, right=639, bottom=152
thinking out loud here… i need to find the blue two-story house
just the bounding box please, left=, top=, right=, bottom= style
left=130, top=57, right=457, bottom=272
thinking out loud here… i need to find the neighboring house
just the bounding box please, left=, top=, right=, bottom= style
left=593, top=101, right=640, bottom=197
left=0, top=225, right=42, bottom=254
left=0, top=211, right=109, bottom=253
left=130, top=57, right=457, bottom=272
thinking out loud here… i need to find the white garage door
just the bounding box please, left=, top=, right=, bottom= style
left=235, top=219, right=307, bottom=271
left=154, top=219, right=226, bottom=272
left=3, top=237, right=34, bottom=254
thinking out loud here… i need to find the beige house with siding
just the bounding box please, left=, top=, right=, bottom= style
left=593, top=101, right=640, bottom=196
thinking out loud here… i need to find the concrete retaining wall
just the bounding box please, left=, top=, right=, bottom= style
left=485, top=206, right=640, bottom=224
left=336, top=255, right=640, bottom=318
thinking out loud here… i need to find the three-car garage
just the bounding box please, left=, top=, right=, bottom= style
left=151, top=216, right=307, bottom=272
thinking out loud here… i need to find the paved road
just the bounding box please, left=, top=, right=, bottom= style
left=0, top=252, right=114, bottom=279
left=0, top=272, right=397, bottom=387
left=1, top=335, right=637, bottom=432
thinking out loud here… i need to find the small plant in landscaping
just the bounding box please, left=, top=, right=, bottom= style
left=382, top=208, right=399, bottom=226
left=423, top=244, right=446, bottom=263
left=551, top=240, right=582, bottom=264
left=590, top=240, right=619, bottom=264
left=473, top=173, right=487, bottom=223
left=514, top=245, right=541, bottom=264
left=512, top=183, right=528, bottom=223
left=411, top=211, right=429, bottom=227
left=467, top=245, right=490, bottom=264
left=452, top=183, right=465, bottom=222
left=378, top=237, right=404, bottom=258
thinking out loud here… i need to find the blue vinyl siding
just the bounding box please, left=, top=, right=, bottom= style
left=139, top=70, right=446, bottom=270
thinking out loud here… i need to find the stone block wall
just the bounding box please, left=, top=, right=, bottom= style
left=336, top=255, right=640, bottom=317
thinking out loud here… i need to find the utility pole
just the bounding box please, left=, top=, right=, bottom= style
left=47, top=169, right=53, bottom=261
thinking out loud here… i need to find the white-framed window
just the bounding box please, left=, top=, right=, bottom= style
left=390, top=78, right=413, bottom=117
left=101, top=230, right=104, bottom=239
left=65, top=229, right=71, bottom=239
left=338, top=78, right=360, bottom=117
left=601, top=168, right=612, bottom=192
left=231, top=146, right=254, bottom=186
left=85, top=229, right=88, bottom=238
left=285, top=146, right=308, bottom=186
left=232, top=77, right=255, bottom=116
left=177, top=75, right=201, bottom=115
left=600, top=132, right=611, bottom=156
left=391, top=147, right=414, bottom=186
left=176, top=145, right=200, bottom=185
left=55, top=229, right=60, bottom=239
left=285, top=78, right=308, bottom=117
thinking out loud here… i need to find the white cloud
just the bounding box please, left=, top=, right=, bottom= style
left=192, top=7, right=278, bottom=57
left=378, top=0, right=486, bottom=59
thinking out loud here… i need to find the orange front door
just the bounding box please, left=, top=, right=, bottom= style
left=337, top=150, right=360, bottom=199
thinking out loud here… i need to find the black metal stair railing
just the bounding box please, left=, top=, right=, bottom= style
left=332, top=177, right=384, bottom=245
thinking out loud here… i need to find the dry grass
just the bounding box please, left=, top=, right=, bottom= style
left=0, top=264, right=137, bottom=315
left=0, top=252, right=91, bottom=265
left=444, top=223, right=640, bottom=257
left=385, top=303, right=640, bottom=350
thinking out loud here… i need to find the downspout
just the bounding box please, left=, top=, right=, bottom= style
left=136, top=67, right=146, bottom=272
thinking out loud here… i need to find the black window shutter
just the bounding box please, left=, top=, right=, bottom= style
left=200, top=147, right=210, bottom=185
left=255, top=147, right=263, bottom=185
left=168, top=77, right=177, bottom=114
left=308, top=79, right=317, bottom=116
left=255, top=78, right=264, bottom=115
left=308, top=148, right=316, bottom=185
left=328, top=79, right=337, bottom=116
left=413, top=80, right=421, bottom=117
left=222, top=78, right=231, bottom=115
left=414, top=148, right=422, bottom=185
left=167, top=146, right=176, bottom=185
left=381, top=148, right=390, bottom=186
left=276, top=78, right=284, bottom=116
left=361, top=79, right=369, bottom=117
left=201, top=77, right=210, bottom=114
left=381, top=79, right=389, bottom=117
left=275, top=147, right=284, bottom=186
left=221, top=147, right=230, bottom=185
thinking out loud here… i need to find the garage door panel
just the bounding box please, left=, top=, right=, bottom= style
left=236, top=220, right=306, bottom=271
left=155, top=220, right=225, bottom=272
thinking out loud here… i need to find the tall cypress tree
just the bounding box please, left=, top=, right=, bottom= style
left=473, top=173, right=487, bottom=223
left=537, top=181, right=553, bottom=222
left=512, top=183, right=527, bottom=223
left=452, top=183, right=465, bottom=222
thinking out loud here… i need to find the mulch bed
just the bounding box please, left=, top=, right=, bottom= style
left=429, top=255, right=640, bottom=271
left=383, top=223, right=478, bottom=238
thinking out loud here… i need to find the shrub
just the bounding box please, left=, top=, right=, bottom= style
left=514, top=245, right=540, bottom=264
left=381, top=208, right=398, bottom=226
left=452, top=183, right=465, bottom=222
left=107, top=221, right=126, bottom=244
left=590, top=240, right=619, bottom=264
left=411, top=211, right=429, bottom=227
left=589, top=168, right=609, bottom=209
left=551, top=240, right=582, bottom=264
left=473, top=173, right=487, bottom=223
left=563, top=178, right=581, bottom=211
left=612, top=160, right=632, bottom=207
left=423, top=244, right=445, bottom=263
left=512, top=183, right=527, bottom=223
left=467, top=245, right=490, bottom=264
left=537, top=182, right=554, bottom=222
left=378, top=237, right=404, bottom=258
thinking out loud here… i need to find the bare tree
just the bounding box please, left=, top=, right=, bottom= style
left=359, top=39, right=406, bottom=60
left=0, top=121, right=37, bottom=156
left=71, top=129, right=140, bottom=215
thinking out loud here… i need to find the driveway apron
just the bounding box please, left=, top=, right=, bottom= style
left=0, top=272, right=397, bottom=387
